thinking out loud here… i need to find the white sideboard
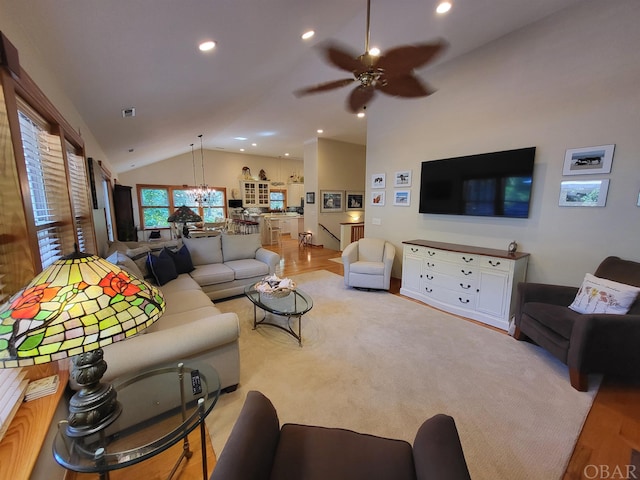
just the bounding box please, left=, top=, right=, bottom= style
left=400, top=240, right=529, bottom=331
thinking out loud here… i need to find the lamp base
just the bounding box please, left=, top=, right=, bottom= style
left=66, top=349, right=122, bottom=437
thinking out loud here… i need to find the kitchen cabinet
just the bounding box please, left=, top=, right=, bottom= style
left=241, top=181, right=270, bottom=207
left=287, top=183, right=304, bottom=207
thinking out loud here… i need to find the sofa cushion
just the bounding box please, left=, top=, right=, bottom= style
left=183, top=236, right=223, bottom=265
left=522, top=302, right=579, bottom=340
left=350, top=261, right=384, bottom=275
left=146, top=250, right=178, bottom=286
left=568, top=273, right=640, bottom=315
left=221, top=233, right=261, bottom=262
left=226, top=259, right=271, bottom=280
left=158, top=273, right=202, bottom=295
left=163, top=244, right=195, bottom=274
left=162, top=289, right=214, bottom=316
left=271, top=424, right=416, bottom=480
left=146, top=306, right=232, bottom=334
left=190, top=263, right=235, bottom=286
left=357, top=238, right=386, bottom=262
left=106, top=251, right=145, bottom=279
left=126, top=245, right=152, bottom=276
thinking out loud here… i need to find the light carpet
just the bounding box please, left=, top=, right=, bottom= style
left=207, top=270, right=599, bottom=480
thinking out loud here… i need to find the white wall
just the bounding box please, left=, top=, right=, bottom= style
left=118, top=148, right=303, bottom=231
left=313, top=138, right=366, bottom=249
left=365, top=0, right=640, bottom=285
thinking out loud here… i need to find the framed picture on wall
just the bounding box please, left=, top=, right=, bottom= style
left=393, top=170, right=412, bottom=187
left=562, top=144, right=615, bottom=175
left=558, top=179, right=609, bottom=207
left=320, top=190, right=344, bottom=212
left=371, top=173, right=386, bottom=189
left=306, top=192, right=315, bottom=204
left=346, top=191, right=364, bottom=211
left=371, top=191, right=385, bottom=206
left=393, top=190, right=411, bottom=206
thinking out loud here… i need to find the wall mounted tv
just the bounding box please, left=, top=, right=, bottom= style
left=419, top=147, right=536, bottom=218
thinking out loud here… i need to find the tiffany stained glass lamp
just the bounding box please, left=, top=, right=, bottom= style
left=167, top=205, right=202, bottom=238
left=0, top=248, right=165, bottom=437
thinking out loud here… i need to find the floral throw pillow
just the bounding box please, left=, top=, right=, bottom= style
left=568, top=273, right=640, bottom=315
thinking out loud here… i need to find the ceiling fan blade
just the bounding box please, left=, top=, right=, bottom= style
left=348, top=85, right=375, bottom=113
left=377, top=75, right=433, bottom=98
left=376, top=40, right=448, bottom=76
left=322, top=42, right=368, bottom=75
left=294, top=78, right=355, bottom=97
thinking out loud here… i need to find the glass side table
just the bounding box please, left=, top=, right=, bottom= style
left=53, top=362, right=220, bottom=480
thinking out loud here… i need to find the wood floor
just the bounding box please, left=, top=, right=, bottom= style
left=268, top=236, right=640, bottom=480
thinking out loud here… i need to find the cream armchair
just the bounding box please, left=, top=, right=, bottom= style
left=342, top=237, right=395, bottom=290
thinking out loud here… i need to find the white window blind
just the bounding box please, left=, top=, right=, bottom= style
left=17, top=100, right=74, bottom=268
left=66, top=143, right=97, bottom=254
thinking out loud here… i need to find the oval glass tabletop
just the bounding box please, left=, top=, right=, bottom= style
left=53, top=361, right=220, bottom=473
left=244, top=284, right=313, bottom=316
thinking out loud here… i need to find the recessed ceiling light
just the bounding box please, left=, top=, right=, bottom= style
left=199, top=40, right=216, bottom=52
left=122, top=107, right=136, bottom=118
left=240, top=148, right=245, bottom=152
left=301, top=30, right=315, bottom=40
left=234, top=136, right=247, bottom=141
left=357, top=112, right=366, bottom=118
left=368, top=47, right=381, bottom=56
left=436, top=1, right=452, bottom=14
left=252, top=143, right=257, bottom=147
left=317, top=129, right=324, bottom=134
left=284, top=153, right=290, bottom=156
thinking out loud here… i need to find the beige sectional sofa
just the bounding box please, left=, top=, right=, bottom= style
left=103, top=233, right=280, bottom=391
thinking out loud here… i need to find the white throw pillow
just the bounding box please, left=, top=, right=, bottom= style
left=568, top=273, right=640, bottom=315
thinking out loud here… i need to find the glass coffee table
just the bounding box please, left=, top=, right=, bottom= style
left=244, top=284, right=313, bottom=346
left=53, top=361, right=220, bottom=480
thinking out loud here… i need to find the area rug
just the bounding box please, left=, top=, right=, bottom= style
left=207, top=270, right=599, bottom=479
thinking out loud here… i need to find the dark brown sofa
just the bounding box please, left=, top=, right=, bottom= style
left=514, top=256, right=640, bottom=391
left=210, top=391, right=471, bottom=480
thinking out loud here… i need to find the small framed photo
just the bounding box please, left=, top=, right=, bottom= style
left=393, top=190, right=411, bottom=206
left=371, top=191, right=385, bottom=206
left=563, top=144, right=615, bottom=176
left=346, top=191, right=364, bottom=211
left=320, top=190, right=344, bottom=212
left=558, top=179, right=610, bottom=207
left=306, top=192, right=315, bottom=204
left=371, top=173, right=386, bottom=189
left=393, top=170, right=412, bottom=187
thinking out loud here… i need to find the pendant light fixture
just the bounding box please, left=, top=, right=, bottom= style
left=188, top=134, right=214, bottom=207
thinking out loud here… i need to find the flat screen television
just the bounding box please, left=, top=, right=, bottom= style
left=418, top=147, right=536, bottom=218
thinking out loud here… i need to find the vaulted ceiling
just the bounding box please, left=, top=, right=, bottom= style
left=2, top=0, right=583, bottom=173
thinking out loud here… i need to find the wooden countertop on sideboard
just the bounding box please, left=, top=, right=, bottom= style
left=403, top=239, right=530, bottom=260
left=0, top=361, right=69, bottom=480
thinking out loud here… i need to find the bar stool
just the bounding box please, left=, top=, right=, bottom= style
left=298, top=232, right=312, bottom=247
left=265, top=217, right=282, bottom=245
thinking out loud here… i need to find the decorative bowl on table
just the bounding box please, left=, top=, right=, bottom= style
left=254, top=275, right=296, bottom=298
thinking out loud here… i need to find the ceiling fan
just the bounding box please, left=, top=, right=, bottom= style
left=294, top=0, right=448, bottom=113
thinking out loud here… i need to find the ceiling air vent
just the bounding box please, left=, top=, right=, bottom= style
left=121, top=107, right=136, bottom=118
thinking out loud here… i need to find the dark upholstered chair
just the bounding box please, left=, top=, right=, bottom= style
left=210, top=391, right=471, bottom=480
left=514, top=256, right=640, bottom=391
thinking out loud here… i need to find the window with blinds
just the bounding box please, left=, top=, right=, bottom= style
left=17, top=99, right=89, bottom=268
left=66, top=143, right=97, bottom=254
